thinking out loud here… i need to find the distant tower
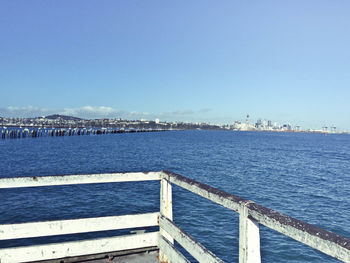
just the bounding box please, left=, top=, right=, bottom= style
left=246, top=114, right=249, bottom=124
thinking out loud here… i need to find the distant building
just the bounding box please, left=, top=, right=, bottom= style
left=255, top=119, right=262, bottom=129
left=263, top=120, right=267, bottom=128
left=282, top=124, right=292, bottom=131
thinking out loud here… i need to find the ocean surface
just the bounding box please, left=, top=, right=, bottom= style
left=0, top=130, right=349, bottom=262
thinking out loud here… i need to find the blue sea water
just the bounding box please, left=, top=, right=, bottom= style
left=0, top=130, right=349, bottom=262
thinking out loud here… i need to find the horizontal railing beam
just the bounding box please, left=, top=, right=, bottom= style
left=158, top=235, right=190, bottom=263
left=0, top=232, right=158, bottom=263
left=247, top=203, right=350, bottom=262
left=159, top=215, right=224, bottom=263
left=0, top=172, right=161, bottom=189
left=0, top=212, right=159, bottom=240
left=161, top=170, right=244, bottom=212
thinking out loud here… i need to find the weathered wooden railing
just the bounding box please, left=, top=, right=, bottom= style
left=0, top=171, right=350, bottom=263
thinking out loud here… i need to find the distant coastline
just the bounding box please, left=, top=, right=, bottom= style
left=0, top=114, right=348, bottom=135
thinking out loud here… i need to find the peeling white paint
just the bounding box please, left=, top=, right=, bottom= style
left=1, top=171, right=349, bottom=263
left=159, top=215, right=224, bottom=263
left=0, top=213, right=159, bottom=240
left=0, top=172, right=161, bottom=189
left=239, top=201, right=261, bottom=263
left=0, top=232, right=158, bottom=263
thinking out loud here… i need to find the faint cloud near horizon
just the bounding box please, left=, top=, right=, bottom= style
left=0, top=106, right=213, bottom=122
left=2, top=106, right=53, bottom=117
left=61, top=106, right=120, bottom=119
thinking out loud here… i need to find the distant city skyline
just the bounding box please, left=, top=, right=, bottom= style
left=0, top=105, right=347, bottom=132
left=1, top=1, right=349, bottom=131
left=1, top=111, right=347, bottom=134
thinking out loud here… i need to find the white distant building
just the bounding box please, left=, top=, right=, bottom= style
left=263, top=120, right=267, bottom=128
left=237, top=122, right=255, bottom=131
left=155, top=119, right=160, bottom=124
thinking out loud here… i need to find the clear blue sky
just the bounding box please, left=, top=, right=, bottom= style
left=0, top=1, right=349, bottom=130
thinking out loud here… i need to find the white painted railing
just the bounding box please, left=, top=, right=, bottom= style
left=0, top=172, right=161, bottom=263
left=0, top=171, right=350, bottom=263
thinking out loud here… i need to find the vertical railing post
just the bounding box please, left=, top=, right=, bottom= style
left=160, top=177, right=173, bottom=262
left=239, top=201, right=261, bottom=263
